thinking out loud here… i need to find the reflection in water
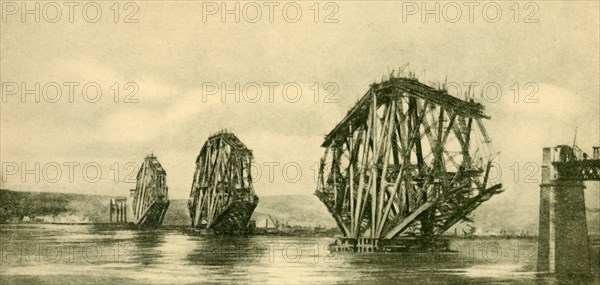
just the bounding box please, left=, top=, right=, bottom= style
left=187, top=235, right=255, bottom=266
left=0, top=224, right=598, bottom=285
left=187, top=236, right=255, bottom=281
left=130, top=229, right=166, bottom=265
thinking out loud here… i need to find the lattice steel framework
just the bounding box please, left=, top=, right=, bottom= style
left=554, top=160, right=600, bottom=181
left=315, top=76, right=503, bottom=240
left=188, top=131, right=258, bottom=231
left=131, top=154, right=169, bottom=226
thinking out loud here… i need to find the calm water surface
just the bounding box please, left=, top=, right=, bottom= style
left=0, top=224, right=597, bottom=284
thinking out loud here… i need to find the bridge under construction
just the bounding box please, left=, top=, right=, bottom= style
left=188, top=131, right=259, bottom=234
left=315, top=74, right=503, bottom=252
left=538, top=145, right=600, bottom=275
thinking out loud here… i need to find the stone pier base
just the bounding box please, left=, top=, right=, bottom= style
left=538, top=146, right=591, bottom=274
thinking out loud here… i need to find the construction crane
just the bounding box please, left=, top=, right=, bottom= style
left=267, top=214, right=289, bottom=230
left=268, top=214, right=280, bottom=229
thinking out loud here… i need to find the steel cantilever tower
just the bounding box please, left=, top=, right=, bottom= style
left=188, top=131, right=259, bottom=234
left=315, top=75, right=503, bottom=252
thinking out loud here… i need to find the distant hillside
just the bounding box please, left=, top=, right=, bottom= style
left=162, top=199, right=190, bottom=226
left=160, top=195, right=337, bottom=227
left=252, top=195, right=337, bottom=228
left=466, top=200, right=600, bottom=235
left=0, top=189, right=337, bottom=227
left=1, top=189, right=597, bottom=235
left=0, top=189, right=112, bottom=223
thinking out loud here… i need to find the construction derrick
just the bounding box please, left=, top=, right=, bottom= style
left=315, top=76, right=503, bottom=252
left=130, top=154, right=170, bottom=227
left=188, top=131, right=259, bottom=234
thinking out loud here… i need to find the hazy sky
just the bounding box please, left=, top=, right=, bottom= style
left=1, top=0, right=598, bottom=226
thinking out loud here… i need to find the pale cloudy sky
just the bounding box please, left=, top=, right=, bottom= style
left=1, top=0, right=598, bottom=225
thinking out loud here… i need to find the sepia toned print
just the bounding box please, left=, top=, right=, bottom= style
left=1, top=1, right=599, bottom=284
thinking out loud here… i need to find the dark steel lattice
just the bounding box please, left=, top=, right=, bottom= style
left=315, top=76, right=503, bottom=240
